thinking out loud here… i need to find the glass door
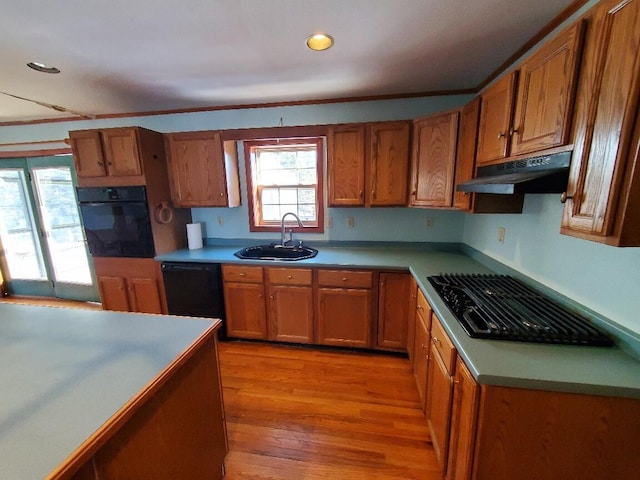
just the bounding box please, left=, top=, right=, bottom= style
left=0, top=155, right=98, bottom=301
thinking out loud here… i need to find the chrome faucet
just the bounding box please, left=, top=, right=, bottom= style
left=280, top=212, right=304, bottom=247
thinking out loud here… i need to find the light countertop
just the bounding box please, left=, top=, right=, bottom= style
left=157, top=242, right=640, bottom=399
left=0, top=304, right=218, bottom=480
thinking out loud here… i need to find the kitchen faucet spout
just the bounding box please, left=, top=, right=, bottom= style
left=280, top=212, right=304, bottom=247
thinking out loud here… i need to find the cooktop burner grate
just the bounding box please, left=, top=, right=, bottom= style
left=427, top=274, right=613, bottom=346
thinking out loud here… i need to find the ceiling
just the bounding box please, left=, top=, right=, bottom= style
left=0, top=0, right=578, bottom=124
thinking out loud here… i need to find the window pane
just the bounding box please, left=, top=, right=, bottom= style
left=262, top=204, right=280, bottom=222
left=298, top=168, right=317, bottom=184
left=261, top=188, right=280, bottom=204
left=298, top=188, right=316, bottom=204
left=298, top=205, right=316, bottom=221
left=280, top=188, right=298, bottom=204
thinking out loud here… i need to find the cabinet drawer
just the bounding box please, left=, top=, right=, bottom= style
left=317, top=270, right=372, bottom=288
left=416, top=289, right=432, bottom=330
left=267, top=268, right=312, bottom=286
left=222, top=265, right=264, bottom=283
left=431, top=314, right=457, bottom=374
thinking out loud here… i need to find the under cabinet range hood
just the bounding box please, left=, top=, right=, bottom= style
left=457, top=150, right=572, bottom=195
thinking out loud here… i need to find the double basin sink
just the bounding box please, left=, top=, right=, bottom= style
left=234, top=244, right=318, bottom=261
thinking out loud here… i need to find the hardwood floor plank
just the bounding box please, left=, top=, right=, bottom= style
left=219, top=341, right=441, bottom=479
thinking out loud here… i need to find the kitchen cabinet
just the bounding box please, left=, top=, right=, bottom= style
left=222, top=265, right=267, bottom=339
left=316, top=269, right=374, bottom=348
left=446, top=357, right=479, bottom=480
left=327, top=121, right=410, bottom=207
left=412, top=288, right=432, bottom=406
left=377, top=271, right=412, bottom=351
left=266, top=267, right=314, bottom=344
left=476, top=21, right=583, bottom=165
left=93, top=257, right=166, bottom=314
left=453, top=98, right=480, bottom=211
left=405, top=276, right=418, bottom=361
left=425, top=314, right=457, bottom=472
left=410, top=111, right=459, bottom=207
left=164, top=130, right=241, bottom=208
left=561, top=0, right=640, bottom=246
left=69, top=127, right=165, bottom=187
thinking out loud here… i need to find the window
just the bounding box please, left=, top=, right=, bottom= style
left=244, top=137, right=324, bottom=233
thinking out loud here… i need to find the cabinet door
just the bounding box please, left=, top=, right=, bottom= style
left=327, top=124, right=366, bottom=206
left=69, top=130, right=108, bottom=178
left=426, top=348, right=455, bottom=471
left=377, top=272, right=411, bottom=350
left=316, top=287, right=372, bottom=348
left=223, top=282, right=267, bottom=339
left=97, top=275, right=130, bottom=312
left=413, top=313, right=430, bottom=406
left=476, top=72, right=518, bottom=165
left=410, top=112, right=459, bottom=207
left=510, top=22, right=584, bottom=156
left=446, top=358, right=480, bottom=480
left=101, top=128, right=143, bottom=177
left=453, top=98, right=480, bottom=211
left=128, top=276, right=164, bottom=314
left=268, top=285, right=314, bottom=344
left=561, top=0, right=640, bottom=246
left=368, top=121, right=410, bottom=206
left=406, top=277, right=418, bottom=361
left=166, top=131, right=237, bottom=207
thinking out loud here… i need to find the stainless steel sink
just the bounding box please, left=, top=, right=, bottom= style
left=233, top=244, right=318, bottom=261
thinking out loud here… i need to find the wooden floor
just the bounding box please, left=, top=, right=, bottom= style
left=219, top=340, right=441, bottom=480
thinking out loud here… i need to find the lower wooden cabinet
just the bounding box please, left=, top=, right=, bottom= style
left=316, top=269, right=374, bottom=348
left=266, top=267, right=314, bottom=344
left=377, top=272, right=412, bottom=351
left=222, top=265, right=267, bottom=339
left=406, top=277, right=418, bottom=361
left=446, top=357, right=480, bottom=480
left=93, top=257, right=166, bottom=314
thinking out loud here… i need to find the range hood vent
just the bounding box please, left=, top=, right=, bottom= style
left=457, top=151, right=572, bottom=195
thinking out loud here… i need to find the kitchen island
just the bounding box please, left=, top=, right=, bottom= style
left=0, top=303, right=226, bottom=480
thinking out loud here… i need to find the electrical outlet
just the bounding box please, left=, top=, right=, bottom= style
left=425, top=217, right=434, bottom=228
left=347, top=216, right=355, bottom=228
left=498, top=227, right=506, bottom=243
left=327, top=217, right=333, bottom=228
left=217, top=216, right=224, bottom=226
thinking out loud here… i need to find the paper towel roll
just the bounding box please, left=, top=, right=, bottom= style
left=187, top=223, right=203, bottom=250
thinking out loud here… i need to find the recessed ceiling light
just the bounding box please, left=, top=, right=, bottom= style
left=27, top=62, right=61, bottom=74
left=306, top=33, right=334, bottom=51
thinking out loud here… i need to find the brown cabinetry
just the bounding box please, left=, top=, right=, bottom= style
left=164, top=130, right=241, bottom=207
left=410, top=111, right=459, bottom=207
left=328, top=121, right=410, bottom=207
left=69, top=127, right=164, bottom=186
left=446, top=357, right=479, bottom=480
left=425, top=314, right=457, bottom=471
left=316, top=269, right=374, bottom=348
left=453, top=98, right=480, bottom=211
left=476, top=21, right=583, bottom=165
left=561, top=0, right=640, bottom=246
left=266, top=267, right=314, bottom=344
left=412, top=288, right=432, bottom=406
left=93, top=257, right=166, bottom=314
left=377, top=271, right=412, bottom=351
left=222, top=265, right=267, bottom=339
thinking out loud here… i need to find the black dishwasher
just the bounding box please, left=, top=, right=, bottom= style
left=161, top=262, right=226, bottom=338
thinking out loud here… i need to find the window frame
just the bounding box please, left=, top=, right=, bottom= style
left=243, top=136, right=324, bottom=233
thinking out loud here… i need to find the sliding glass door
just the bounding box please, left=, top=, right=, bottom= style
left=0, top=155, right=98, bottom=301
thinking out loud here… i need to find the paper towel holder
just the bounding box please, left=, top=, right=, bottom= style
left=154, top=201, right=174, bottom=224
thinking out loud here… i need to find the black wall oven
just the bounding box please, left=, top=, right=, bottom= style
left=77, top=186, right=155, bottom=258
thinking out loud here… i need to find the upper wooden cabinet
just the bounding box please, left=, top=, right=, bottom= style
left=70, top=127, right=164, bottom=186
left=327, top=121, right=410, bottom=207
left=453, top=98, right=481, bottom=211
left=476, top=21, right=584, bottom=165
left=410, top=111, right=459, bottom=208
left=327, top=124, right=366, bottom=206
left=164, top=130, right=241, bottom=208
left=476, top=72, right=518, bottom=165
left=561, top=0, right=640, bottom=247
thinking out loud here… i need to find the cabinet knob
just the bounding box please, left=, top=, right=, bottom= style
left=560, top=192, right=573, bottom=204
left=240, top=272, right=246, bottom=277
left=342, top=277, right=348, bottom=282
left=220, top=192, right=224, bottom=197
left=270, top=295, right=274, bottom=300
left=510, top=127, right=519, bottom=136
left=287, top=275, right=293, bottom=279
left=497, top=132, right=506, bottom=139
left=417, top=305, right=423, bottom=311
left=433, top=337, right=440, bottom=345
left=359, top=190, right=363, bottom=198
